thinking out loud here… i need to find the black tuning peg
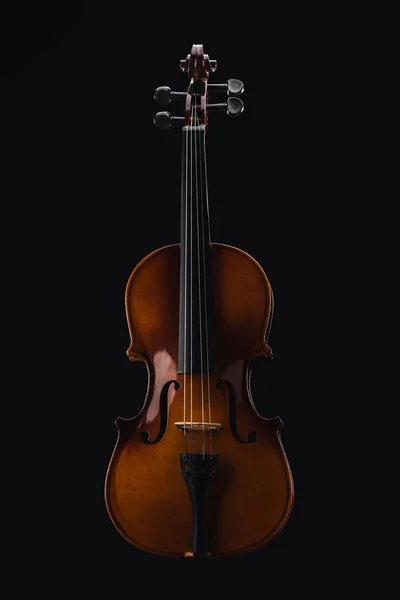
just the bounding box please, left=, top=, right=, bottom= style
left=153, top=111, right=185, bottom=130
left=208, top=79, right=244, bottom=95
left=154, top=86, right=186, bottom=105
left=207, top=97, right=244, bottom=117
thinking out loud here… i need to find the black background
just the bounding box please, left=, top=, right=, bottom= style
left=1, top=2, right=398, bottom=598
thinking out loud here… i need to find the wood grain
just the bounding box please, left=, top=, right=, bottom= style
left=105, top=243, right=294, bottom=557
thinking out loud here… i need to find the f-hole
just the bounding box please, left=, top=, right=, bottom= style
left=141, top=380, right=180, bottom=444
left=216, top=379, right=256, bottom=444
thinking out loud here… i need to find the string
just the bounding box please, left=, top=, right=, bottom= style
left=182, top=101, right=189, bottom=456
left=198, top=114, right=213, bottom=457
left=183, top=95, right=213, bottom=458
left=194, top=109, right=206, bottom=457
left=190, top=101, right=195, bottom=456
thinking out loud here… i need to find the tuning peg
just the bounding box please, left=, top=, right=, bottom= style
left=207, top=79, right=244, bottom=95
left=153, top=111, right=185, bottom=130
left=207, top=97, right=244, bottom=117
left=154, top=86, right=186, bottom=105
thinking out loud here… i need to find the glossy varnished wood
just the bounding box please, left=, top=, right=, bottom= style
left=105, top=243, right=294, bottom=557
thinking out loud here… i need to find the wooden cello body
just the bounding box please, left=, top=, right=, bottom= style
left=105, top=45, right=294, bottom=559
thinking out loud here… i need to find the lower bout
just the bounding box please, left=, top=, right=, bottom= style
left=209, top=454, right=294, bottom=556
left=105, top=446, right=293, bottom=558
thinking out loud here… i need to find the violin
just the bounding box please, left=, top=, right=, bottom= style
left=105, top=44, right=294, bottom=559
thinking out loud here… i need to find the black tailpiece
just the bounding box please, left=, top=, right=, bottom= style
left=180, top=453, right=219, bottom=558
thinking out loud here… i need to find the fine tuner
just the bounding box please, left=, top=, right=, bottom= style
left=153, top=49, right=244, bottom=130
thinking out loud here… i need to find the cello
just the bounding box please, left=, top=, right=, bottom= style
left=105, top=44, right=294, bottom=559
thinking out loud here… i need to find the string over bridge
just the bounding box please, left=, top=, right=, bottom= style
left=175, top=422, right=222, bottom=432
